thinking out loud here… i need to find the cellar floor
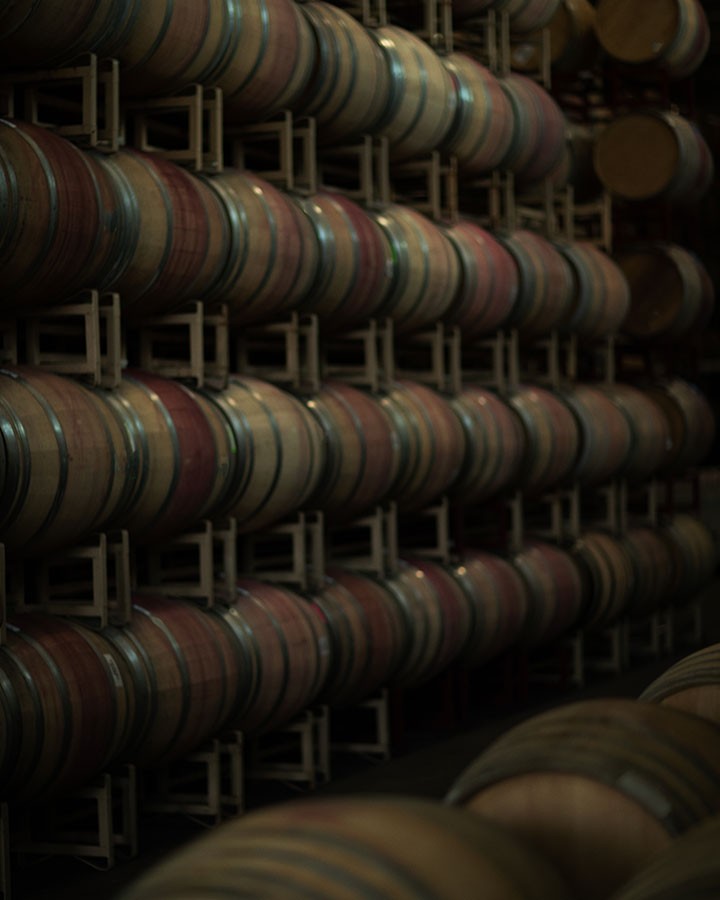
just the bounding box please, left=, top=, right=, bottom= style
left=13, top=473, right=720, bottom=900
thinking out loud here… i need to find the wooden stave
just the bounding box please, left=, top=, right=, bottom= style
left=561, top=384, right=633, bottom=486
left=601, top=384, right=673, bottom=481
left=559, top=241, right=630, bottom=339
left=511, top=0, right=598, bottom=74
left=622, top=526, right=678, bottom=621
left=448, top=699, right=720, bottom=900
left=571, top=530, right=635, bottom=630
left=643, top=379, right=715, bottom=475
left=641, top=645, right=720, bottom=731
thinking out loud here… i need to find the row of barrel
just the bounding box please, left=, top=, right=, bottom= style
left=2, top=119, right=715, bottom=339
left=0, top=365, right=714, bottom=557
left=1, top=511, right=716, bottom=804
left=117, top=636, right=720, bottom=900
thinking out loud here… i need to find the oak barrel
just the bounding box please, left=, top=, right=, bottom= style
left=643, top=379, right=715, bottom=474
left=641, top=644, right=720, bottom=730
left=600, top=384, right=673, bottom=481
left=571, top=530, right=635, bottom=630
left=622, top=526, right=677, bottom=621
left=558, top=242, right=630, bottom=339
left=562, top=384, right=633, bottom=486
left=511, top=0, right=598, bottom=73
left=661, top=514, right=718, bottom=600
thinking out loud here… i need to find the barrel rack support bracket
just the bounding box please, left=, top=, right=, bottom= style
left=397, top=496, right=452, bottom=565
left=391, top=151, right=458, bottom=224
left=230, top=111, right=316, bottom=195
left=461, top=330, right=506, bottom=394
left=241, top=511, right=326, bottom=594
left=394, top=323, right=461, bottom=395
left=327, top=503, right=398, bottom=580
left=330, top=688, right=391, bottom=761
left=236, top=313, right=320, bottom=393
left=0, top=53, right=120, bottom=152
left=318, top=135, right=390, bottom=208
left=322, top=318, right=395, bottom=393
left=248, top=707, right=330, bottom=790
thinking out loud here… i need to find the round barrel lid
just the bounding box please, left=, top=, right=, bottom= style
left=594, top=113, right=679, bottom=200
left=596, top=0, right=680, bottom=64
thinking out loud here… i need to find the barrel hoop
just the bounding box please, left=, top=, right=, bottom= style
left=0, top=394, right=28, bottom=529
left=325, top=386, right=369, bottom=508
left=95, top=151, right=142, bottom=289
left=245, top=590, right=292, bottom=732
left=0, top=139, right=20, bottom=255
left=209, top=388, right=255, bottom=510
left=221, top=605, right=264, bottom=716
left=104, top=624, right=158, bottom=756
left=226, top=0, right=271, bottom=102
left=94, top=388, right=144, bottom=522
left=0, top=645, right=29, bottom=787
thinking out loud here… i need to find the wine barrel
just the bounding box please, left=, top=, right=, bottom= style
left=450, top=551, right=530, bottom=667
left=100, top=371, right=218, bottom=542
left=293, top=191, right=393, bottom=329
left=572, top=530, right=635, bottom=630
left=298, top=1, right=392, bottom=143
left=442, top=55, right=515, bottom=175
left=198, top=169, right=318, bottom=325
left=444, top=221, right=519, bottom=338
left=500, top=75, right=568, bottom=185
left=374, top=26, right=457, bottom=160
left=381, top=380, right=466, bottom=511
left=623, top=526, right=677, bottom=620
left=594, top=112, right=713, bottom=203
left=451, top=387, right=525, bottom=503
left=501, top=230, right=574, bottom=337
left=601, top=384, right=673, bottom=480
left=561, top=384, right=633, bottom=485
left=97, top=149, right=229, bottom=318
left=0, top=367, right=121, bottom=555
left=512, top=540, right=584, bottom=646
left=596, top=0, right=710, bottom=80
left=119, top=795, right=572, bottom=900
left=371, top=204, right=461, bottom=333
left=0, top=614, right=118, bottom=801
left=558, top=242, right=630, bottom=338
left=508, top=385, right=579, bottom=494
left=617, top=244, right=714, bottom=342
left=208, top=376, right=325, bottom=532
left=0, top=120, right=123, bottom=309
left=662, top=514, right=718, bottom=600
left=312, top=568, right=406, bottom=707
left=304, top=382, right=399, bottom=522
left=610, top=816, right=720, bottom=900
left=643, top=379, right=715, bottom=474
left=447, top=698, right=720, bottom=900
left=641, top=644, right=720, bottom=730
left=190, top=389, right=239, bottom=519
left=511, top=0, right=598, bottom=74
left=219, top=580, right=328, bottom=735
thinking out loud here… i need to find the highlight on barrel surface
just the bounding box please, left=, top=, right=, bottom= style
left=118, top=795, right=573, bottom=900
left=447, top=698, right=720, bottom=900
left=641, top=643, right=720, bottom=730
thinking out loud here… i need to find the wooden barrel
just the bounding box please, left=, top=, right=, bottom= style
left=451, top=386, right=525, bottom=503
left=561, top=384, right=633, bottom=485
left=0, top=367, right=121, bottom=556
left=293, top=191, right=393, bottom=330
left=641, top=644, right=720, bottom=729
left=622, top=526, right=677, bottom=620
left=219, top=579, right=327, bottom=735
left=189, top=389, right=240, bottom=519
left=0, top=120, right=124, bottom=309
left=594, top=112, right=714, bottom=203
left=643, top=379, right=715, bottom=474
left=104, top=596, right=235, bottom=767
left=381, top=380, right=466, bottom=511
left=508, top=385, right=579, bottom=494
left=303, top=382, right=399, bottom=522
left=97, top=149, right=229, bottom=318
left=444, top=221, right=519, bottom=338
left=450, top=551, right=530, bottom=667
left=371, top=204, right=461, bottom=334
left=501, top=230, right=575, bottom=337
left=558, top=242, right=630, bottom=339
left=571, top=530, right=635, bottom=630
left=298, top=1, right=392, bottom=143
left=208, top=376, right=325, bottom=533
left=616, top=244, right=714, bottom=342
left=119, top=795, right=572, bottom=900
left=312, top=568, right=406, bottom=707
left=512, top=540, right=584, bottom=646
left=500, top=75, right=568, bottom=186
left=0, top=614, right=118, bottom=801
left=596, top=0, right=710, bottom=80
left=447, top=698, right=720, bottom=900
left=373, top=26, right=457, bottom=160
left=511, top=0, right=598, bottom=73
left=661, top=514, right=718, bottom=600
left=611, top=816, right=720, bottom=900
left=100, top=371, right=218, bottom=542
left=600, top=384, right=673, bottom=480
left=202, top=170, right=318, bottom=325
left=442, top=54, right=515, bottom=175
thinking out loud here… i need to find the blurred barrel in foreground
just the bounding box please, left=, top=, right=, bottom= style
left=641, top=644, right=720, bottom=729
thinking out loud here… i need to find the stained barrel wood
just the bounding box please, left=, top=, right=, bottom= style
left=293, top=191, right=393, bottom=329
left=594, top=112, right=713, bottom=203
left=202, top=169, right=318, bottom=325
left=617, top=244, right=714, bottom=341
left=371, top=204, right=461, bottom=334
left=374, top=25, right=458, bottom=160
left=304, top=382, right=399, bottom=522
left=381, top=380, right=466, bottom=511
left=561, top=384, right=633, bottom=485
left=558, top=242, right=630, bottom=338
left=511, top=0, right=598, bottom=73
left=298, top=1, right=392, bottom=143
left=601, top=384, right=673, bottom=480
left=312, top=568, right=406, bottom=708
left=572, top=530, right=635, bottom=630
left=644, top=379, right=715, bottom=474
left=444, top=221, right=519, bottom=338
left=622, top=526, right=677, bottom=621
left=641, top=644, right=720, bottom=730
left=119, top=795, right=572, bottom=900
left=208, top=376, right=325, bottom=533
left=451, top=551, right=530, bottom=667
left=447, top=698, right=720, bottom=900
left=451, top=386, right=526, bottom=503
left=596, top=0, right=710, bottom=79
left=508, top=385, right=579, bottom=494
left=442, top=55, right=515, bottom=175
